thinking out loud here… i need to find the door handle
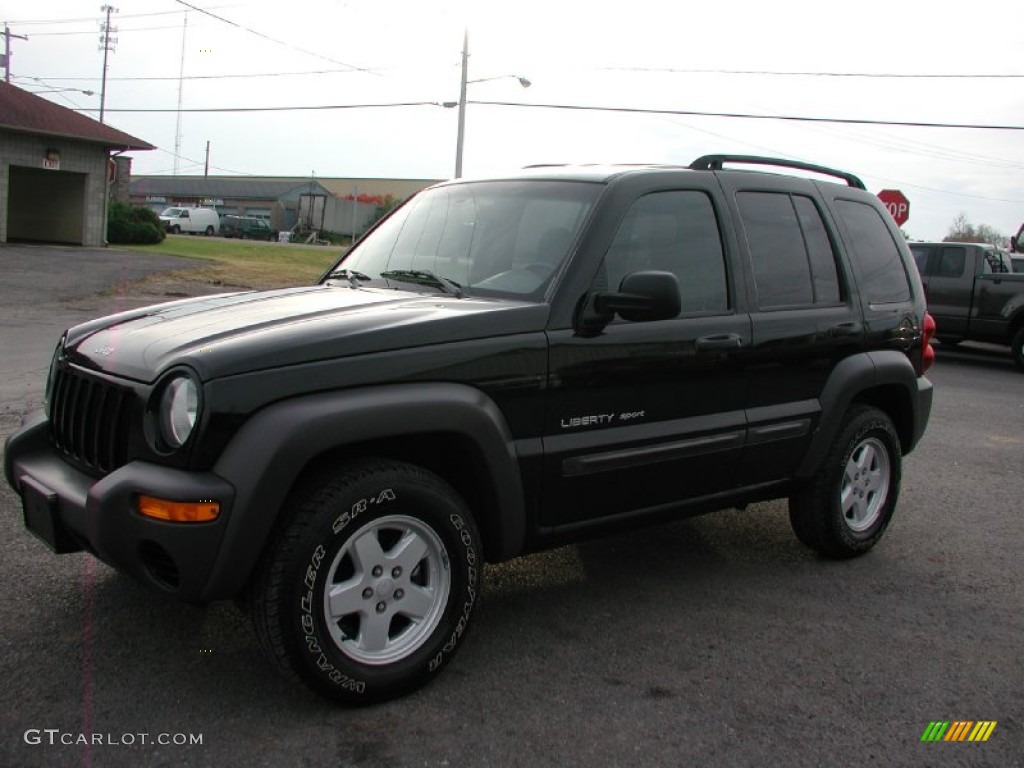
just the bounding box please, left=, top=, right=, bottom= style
left=828, top=321, right=862, bottom=338
left=695, top=333, right=743, bottom=351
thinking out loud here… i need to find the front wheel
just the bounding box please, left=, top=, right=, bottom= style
left=1011, top=327, right=1024, bottom=371
left=789, top=406, right=901, bottom=558
left=248, top=460, right=482, bottom=704
left=169, top=224, right=181, bottom=235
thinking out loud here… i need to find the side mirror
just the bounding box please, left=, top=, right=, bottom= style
left=576, top=270, right=681, bottom=336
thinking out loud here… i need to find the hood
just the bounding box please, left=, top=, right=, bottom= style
left=63, top=284, right=547, bottom=382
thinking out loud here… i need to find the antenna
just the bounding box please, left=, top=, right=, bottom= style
left=173, top=12, right=188, bottom=175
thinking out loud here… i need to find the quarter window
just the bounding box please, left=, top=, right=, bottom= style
left=834, top=200, right=912, bottom=304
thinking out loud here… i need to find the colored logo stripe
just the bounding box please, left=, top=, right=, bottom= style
left=921, top=721, right=997, bottom=742
left=968, top=722, right=997, bottom=742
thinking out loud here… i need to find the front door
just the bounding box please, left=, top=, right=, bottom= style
left=541, top=184, right=750, bottom=529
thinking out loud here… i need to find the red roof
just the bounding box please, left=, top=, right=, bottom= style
left=0, top=81, right=153, bottom=151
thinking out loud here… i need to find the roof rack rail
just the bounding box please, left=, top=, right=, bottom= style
left=690, top=154, right=866, bottom=190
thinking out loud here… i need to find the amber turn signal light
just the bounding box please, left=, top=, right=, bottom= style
left=137, top=495, right=220, bottom=523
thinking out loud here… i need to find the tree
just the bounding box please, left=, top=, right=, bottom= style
left=944, top=213, right=1006, bottom=247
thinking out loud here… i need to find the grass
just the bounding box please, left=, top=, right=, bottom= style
left=121, top=235, right=345, bottom=290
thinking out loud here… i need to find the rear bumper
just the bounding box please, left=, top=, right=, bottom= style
left=908, top=375, right=934, bottom=454
left=5, top=413, right=236, bottom=600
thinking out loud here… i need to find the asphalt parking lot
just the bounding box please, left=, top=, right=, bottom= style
left=1, top=244, right=1021, bottom=767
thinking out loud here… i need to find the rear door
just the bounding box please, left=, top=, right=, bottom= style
left=718, top=174, right=864, bottom=485
left=541, top=175, right=751, bottom=528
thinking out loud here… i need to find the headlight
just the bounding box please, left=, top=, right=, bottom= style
left=158, top=373, right=200, bottom=449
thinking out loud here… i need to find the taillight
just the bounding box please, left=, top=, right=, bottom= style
left=922, top=312, right=936, bottom=373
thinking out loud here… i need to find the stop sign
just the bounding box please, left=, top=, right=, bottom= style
left=878, top=189, right=910, bottom=226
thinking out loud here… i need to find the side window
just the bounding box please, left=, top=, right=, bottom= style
left=793, top=196, right=841, bottom=303
left=604, top=190, right=728, bottom=313
left=737, top=192, right=840, bottom=309
left=909, top=245, right=931, bottom=274
left=937, top=246, right=966, bottom=278
left=980, top=249, right=1007, bottom=274
left=834, top=200, right=912, bottom=304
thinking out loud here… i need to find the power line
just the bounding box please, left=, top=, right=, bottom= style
left=471, top=101, right=1024, bottom=131
left=93, top=98, right=1024, bottom=131
left=2, top=7, right=225, bottom=24
left=98, top=101, right=439, bottom=113
left=29, top=24, right=198, bottom=37
left=601, top=66, right=1024, bottom=79
left=22, top=67, right=363, bottom=82
left=172, top=0, right=372, bottom=74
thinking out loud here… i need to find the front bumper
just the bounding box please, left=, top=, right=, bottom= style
left=5, top=412, right=236, bottom=600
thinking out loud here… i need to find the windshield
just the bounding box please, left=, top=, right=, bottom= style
left=160, top=208, right=184, bottom=217
left=325, top=180, right=600, bottom=301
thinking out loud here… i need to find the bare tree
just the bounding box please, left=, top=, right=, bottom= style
left=944, top=213, right=1006, bottom=247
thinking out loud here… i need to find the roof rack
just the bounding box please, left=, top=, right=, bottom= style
left=690, top=154, right=866, bottom=190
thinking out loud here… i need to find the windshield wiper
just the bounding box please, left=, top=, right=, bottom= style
left=380, top=269, right=465, bottom=299
left=326, top=268, right=372, bottom=289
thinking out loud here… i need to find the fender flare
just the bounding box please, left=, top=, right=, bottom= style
left=796, top=350, right=924, bottom=479
left=200, top=382, right=525, bottom=600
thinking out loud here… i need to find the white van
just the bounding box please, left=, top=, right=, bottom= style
left=159, top=207, right=220, bottom=235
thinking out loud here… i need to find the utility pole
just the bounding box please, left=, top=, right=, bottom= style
left=3, top=25, right=29, bottom=84
left=454, top=27, right=469, bottom=179
left=98, top=5, right=118, bottom=122
left=204, top=140, right=210, bottom=179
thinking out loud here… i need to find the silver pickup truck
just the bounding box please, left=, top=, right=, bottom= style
left=910, top=241, right=1024, bottom=369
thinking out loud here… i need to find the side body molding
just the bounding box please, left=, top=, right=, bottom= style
left=201, top=383, right=525, bottom=600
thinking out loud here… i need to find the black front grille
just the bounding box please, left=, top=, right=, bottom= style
left=50, top=366, right=133, bottom=474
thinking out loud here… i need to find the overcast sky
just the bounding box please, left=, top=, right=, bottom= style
left=7, top=0, right=1024, bottom=241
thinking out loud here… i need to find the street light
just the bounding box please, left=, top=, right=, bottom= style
left=448, top=28, right=530, bottom=179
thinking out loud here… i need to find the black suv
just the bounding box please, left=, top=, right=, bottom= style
left=4, top=155, right=935, bottom=704
left=220, top=214, right=275, bottom=240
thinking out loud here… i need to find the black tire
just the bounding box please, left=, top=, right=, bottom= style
left=169, top=225, right=181, bottom=235
left=248, top=460, right=482, bottom=704
left=1011, top=327, right=1024, bottom=371
left=205, top=225, right=215, bottom=236
left=789, top=405, right=901, bottom=559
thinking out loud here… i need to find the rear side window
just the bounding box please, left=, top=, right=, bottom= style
left=936, top=246, right=966, bottom=278
left=909, top=245, right=931, bottom=273
left=736, top=192, right=841, bottom=309
left=834, top=200, right=912, bottom=304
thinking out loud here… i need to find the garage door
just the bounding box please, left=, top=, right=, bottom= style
left=7, top=165, right=86, bottom=245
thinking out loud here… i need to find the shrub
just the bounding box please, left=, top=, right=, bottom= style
left=108, top=201, right=166, bottom=245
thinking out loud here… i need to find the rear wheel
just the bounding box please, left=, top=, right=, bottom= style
left=789, top=406, right=901, bottom=558
left=1011, top=327, right=1024, bottom=371
left=205, top=225, right=215, bottom=236
left=248, top=460, right=482, bottom=704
